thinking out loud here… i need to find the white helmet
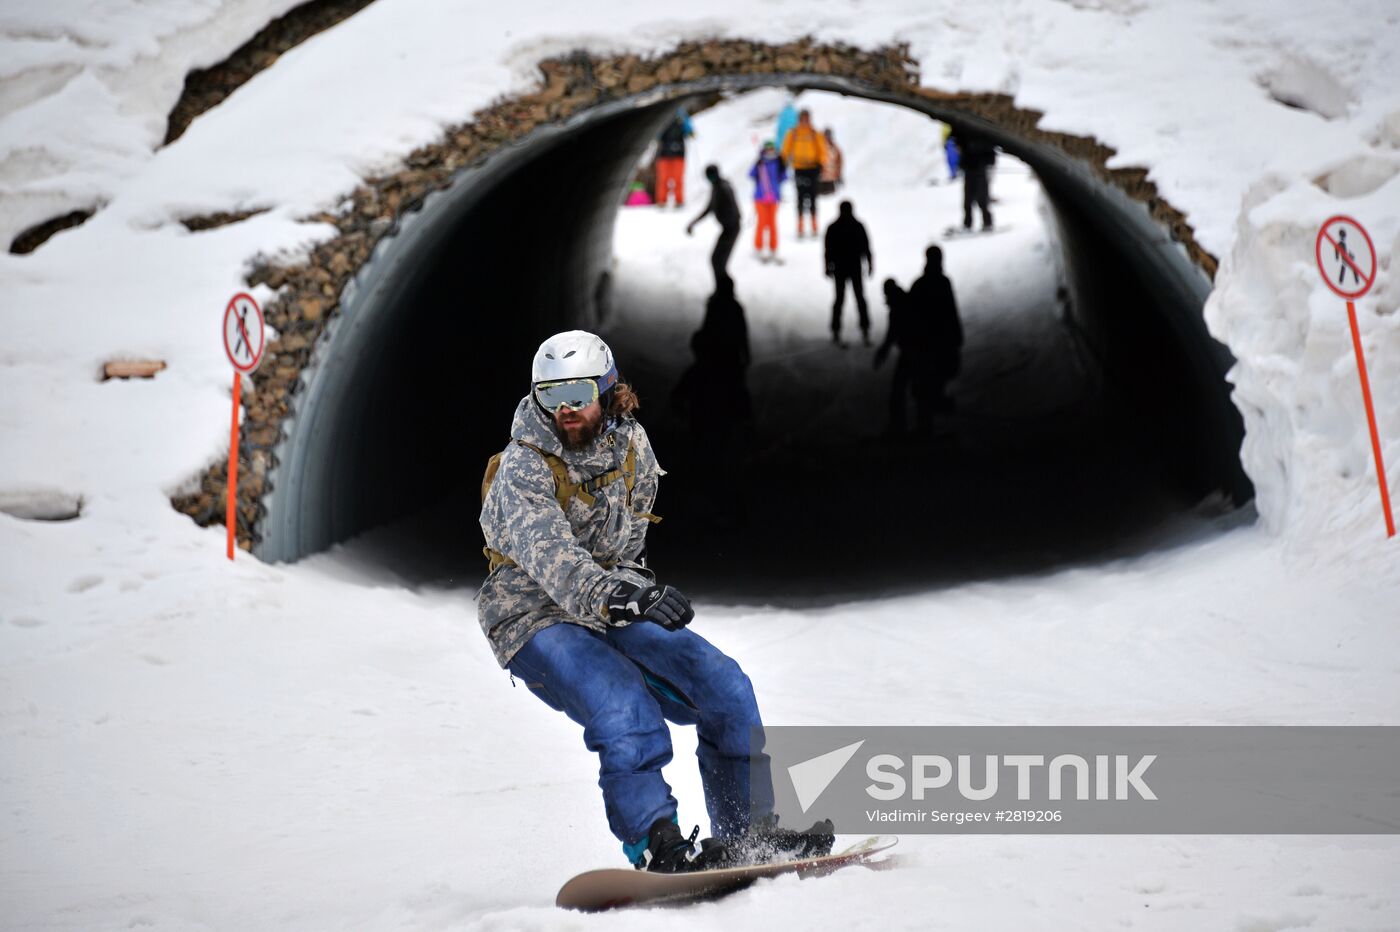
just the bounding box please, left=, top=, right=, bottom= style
left=532, top=330, right=616, bottom=384
left=530, top=331, right=619, bottom=415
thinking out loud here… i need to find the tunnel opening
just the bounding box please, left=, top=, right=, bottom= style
left=251, top=70, right=1252, bottom=601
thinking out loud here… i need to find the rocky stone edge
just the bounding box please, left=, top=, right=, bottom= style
left=9, top=208, right=97, bottom=255
left=164, top=0, right=379, bottom=146
left=169, top=39, right=1217, bottom=552
left=180, top=208, right=272, bottom=232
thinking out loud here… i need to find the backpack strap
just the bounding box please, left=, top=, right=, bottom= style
left=623, top=443, right=661, bottom=524
left=513, top=439, right=576, bottom=511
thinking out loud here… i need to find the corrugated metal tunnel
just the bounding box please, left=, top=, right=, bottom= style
left=256, top=76, right=1251, bottom=599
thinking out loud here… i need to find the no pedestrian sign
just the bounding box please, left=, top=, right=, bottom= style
left=221, top=291, right=265, bottom=561
left=223, top=292, right=266, bottom=374
left=1313, top=215, right=1392, bottom=539
left=1315, top=216, right=1376, bottom=301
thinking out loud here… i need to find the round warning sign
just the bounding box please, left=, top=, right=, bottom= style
left=1315, top=215, right=1376, bottom=300
left=222, top=292, right=266, bottom=374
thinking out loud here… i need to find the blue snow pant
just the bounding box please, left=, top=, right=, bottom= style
left=507, top=620, right=774, bottom=855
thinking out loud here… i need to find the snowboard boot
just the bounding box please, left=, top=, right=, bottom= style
left=734, top=814, right=836, bottom=865
left=634, top=817, right=732, bottom=873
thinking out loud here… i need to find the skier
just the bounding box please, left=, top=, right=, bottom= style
left=686, top=164, right=741, bottom=288
left=479, top=330, right=835, bottom=872
left=748, top=140, right=787, bottom=262
left=907, top=245, right=962, bottom=415
left=941, top=123, right=959, bottom=181
left=824, top=200, right=874, bottom=346
left=873, top=278, right=935, bottom=436
left=781, top=109, right=828, bottom=238
left=954, top=129, right=995, bottom=231
left=655, top=109, right=694, bottom=208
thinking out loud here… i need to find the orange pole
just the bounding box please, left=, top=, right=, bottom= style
left=227, top=371, right=242, bottom=559
left=1346, top=301, right=1395, bottom=538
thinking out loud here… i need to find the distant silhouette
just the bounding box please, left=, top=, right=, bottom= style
left=655, top=109, right=693, bottom=208
left=748, top=140, right=787, bottom=262
left=907, top=245, right=962, bottom=415
left=824, top=201, right=874, bottom=346
left=874, top=278, right=936, bottom=436
left=953, top=129, right=995, bottom=231
left=782, top=109, right=828, bottom=238
left=672, top=280, right=753, bottom=526
left=687, top=165, right=741, bottom=289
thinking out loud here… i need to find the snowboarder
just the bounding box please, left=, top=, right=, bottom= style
left=479, top=331, right=834, bottom=873
left=907, top=245, right=962, bottom=415
left=954, top=129, right=995, bottom=231
left=655, top=109, right=693, bottom=208
left=824, top=200, right=874, bottom=346
left=874, top=278, right=935, bottom=436
left=748, top=141, right=787, bottom=262
left=781, top=109, right=828, bottom=238
left=687, top=165, right=741, bottom=288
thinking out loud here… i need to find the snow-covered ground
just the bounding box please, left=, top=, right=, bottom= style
left=3, top=2, right=1400, bottom=929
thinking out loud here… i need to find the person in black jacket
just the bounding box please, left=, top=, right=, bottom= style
left=823, top=201, right=874, bottom=346
left=954, top=129, right=995, bottom=231
left=906, top=245, right=962, bottom=416
left=873, top=279, right=935, bottom=436
left=687, top=165, right=741, bottom=289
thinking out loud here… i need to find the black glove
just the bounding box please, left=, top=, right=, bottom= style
left=607, top=582, right=694, bottom=630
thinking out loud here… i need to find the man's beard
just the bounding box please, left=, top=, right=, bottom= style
left=559, top=415, right=606, bottom=450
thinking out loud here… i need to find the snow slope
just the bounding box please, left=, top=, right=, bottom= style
left=2, top=2, right=1399, bottom=929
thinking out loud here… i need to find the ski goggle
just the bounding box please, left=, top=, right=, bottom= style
left=533, top=370, right=619, bottom=413
left=534, top=379, right=598, bottom=413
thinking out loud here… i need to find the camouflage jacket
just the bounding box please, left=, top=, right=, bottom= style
left=477, top=395, right=662, bottom=667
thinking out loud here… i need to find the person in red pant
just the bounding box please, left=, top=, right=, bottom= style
left=747, top=140, right=786, bottom=263
left=654, top=110, right=694, bottom=208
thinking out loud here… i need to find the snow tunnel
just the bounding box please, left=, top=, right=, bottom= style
left=255, top=74, right=1252, bottom=599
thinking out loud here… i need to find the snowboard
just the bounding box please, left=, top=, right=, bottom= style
left=555, top=835, right=898, bottom=911
left=942, top=224, right=1012, bottom=238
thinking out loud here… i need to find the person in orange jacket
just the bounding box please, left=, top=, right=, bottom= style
left=781, top=109, right=828, bottom=238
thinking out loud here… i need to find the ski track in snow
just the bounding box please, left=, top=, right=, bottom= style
left=2, top=3, right=1400, bottom=930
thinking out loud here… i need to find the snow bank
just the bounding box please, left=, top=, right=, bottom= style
left=0, top=0, right=307, bottom=248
